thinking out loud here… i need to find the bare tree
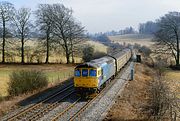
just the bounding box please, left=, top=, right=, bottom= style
left=11, top=7, right=31, bottom=64
left=0, top=1, right=14, bottom=63
left=67, top=20, right=85, bottom=63
left=154, top=12, right=180, bottom=66
left=50, top=4, right=84, bottom=64
left=35, top=4, right=54, bottom=64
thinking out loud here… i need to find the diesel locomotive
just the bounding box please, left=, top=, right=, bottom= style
left=74, top=48, right=132, bottom=97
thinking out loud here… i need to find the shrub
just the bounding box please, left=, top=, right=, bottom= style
left=139, top=45, right=152, bottom=57
left=0, top=95, right=4, bottom=102
left=8, top=70, right=48, bottom=96
left=147, top=78, right=171, bottom=121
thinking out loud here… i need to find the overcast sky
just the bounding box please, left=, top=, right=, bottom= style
left=5, top=0, right=180, bottom=33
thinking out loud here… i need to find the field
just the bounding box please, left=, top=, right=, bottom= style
left=0, top=38, right=108, bottom=116
left=109, top=34, right=154, bottom=47
left=0, top=39, right=108, bottom=97
left=0, top=64, right=75, bottom=97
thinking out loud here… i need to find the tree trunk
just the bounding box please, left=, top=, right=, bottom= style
left=45, top=34, right=49, bottom=64
left=71, top=50, right=74, bottom=63
left=65, top=44, right=70, bottom=64
left=66, top=52, right=70, bottom=64
left=175, top=31, right=179, bottom=66
left=2, top=20, right=5, bottom=63
left=176, top=40, right=179, bottom=66
left=21, top=37, right=24, bottom=64
left=62, top=32, right=70, bottom=64
left=70, top=39, right=74, bottom=63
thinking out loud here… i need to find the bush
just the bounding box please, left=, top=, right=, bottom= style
left=147, top=78, right=171, bottom=121
left=8, top=70, right=48, bottom=96
left=139, top=45, right=152, bottom=56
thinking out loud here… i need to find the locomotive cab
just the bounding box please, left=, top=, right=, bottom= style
left=74, top=64, right=101, bottom=97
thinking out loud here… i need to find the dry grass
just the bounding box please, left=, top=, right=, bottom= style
left=104, top=63, right=154, bottom=121
left=165, top=70, right=180, bottom=98
left=109, top=34, right=154, bottom=47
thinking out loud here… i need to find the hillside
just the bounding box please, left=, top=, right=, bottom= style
left=108, top=34, right=154, bottom=47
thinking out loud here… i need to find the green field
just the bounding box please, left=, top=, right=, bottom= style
left=0, top=64, right=75, bottom=97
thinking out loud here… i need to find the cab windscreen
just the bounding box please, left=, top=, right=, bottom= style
left=89, top=69, right=96, bottom=77
left=82, top=69, right=88, bottom=77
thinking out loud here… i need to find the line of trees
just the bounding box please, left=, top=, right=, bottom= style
left=0, top=1, right=85, bottom=64
left=139, top=21, right=159, bottom=34
left=88, top=26, right=136, bottom=37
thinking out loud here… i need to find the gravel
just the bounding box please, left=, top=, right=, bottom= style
left=38, top=94, right=80, bottom=121
left=58, top=100, right=87, bottom=121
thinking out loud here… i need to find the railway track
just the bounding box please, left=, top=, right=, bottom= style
left=5, top=84, right=74, bottom=121
left=69, top=78, right=117, bottom=121
left=50, top=80, right=115, bottom=121
left=50, top=62, right=131, bottom=121
left=51, top=69, right=124, bottom=121
left=4, top=62, right=131, bottom=121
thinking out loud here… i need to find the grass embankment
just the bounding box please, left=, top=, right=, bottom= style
left=165, top=70, right=180, bottom=98
left=104, top=63, right=154, bottom=120
left=104, top=64, right=180, bottom=121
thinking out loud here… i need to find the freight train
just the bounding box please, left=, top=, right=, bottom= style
left=74, top=48, right=132, bottom=97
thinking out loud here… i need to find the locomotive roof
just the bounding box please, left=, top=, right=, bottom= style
left=75, top=56, right=114, bottom=69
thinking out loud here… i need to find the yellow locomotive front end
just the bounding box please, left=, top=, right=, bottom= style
left=74, top=66, right=100, bottom=97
